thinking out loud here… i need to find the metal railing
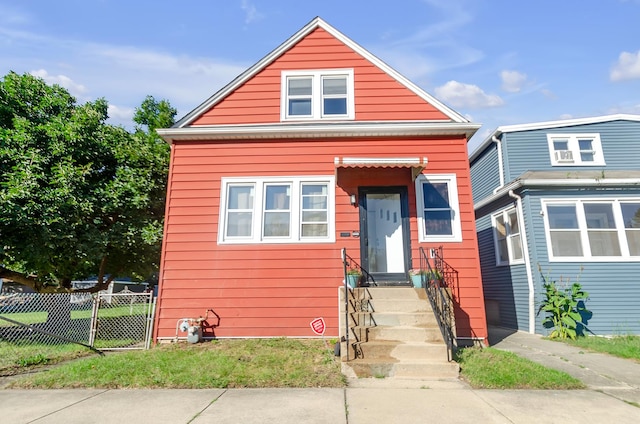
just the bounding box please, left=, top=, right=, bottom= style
left=419, top=246, right=456, bottom=361
left=341, top=248, right=376, bottom=361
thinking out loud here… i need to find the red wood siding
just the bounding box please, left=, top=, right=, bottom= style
left=154, top=136, right=487, bottom=342
left=191, top=27, right=449, bottom=126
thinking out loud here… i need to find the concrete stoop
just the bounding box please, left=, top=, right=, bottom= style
left=342, top=287, right=458, bottom=379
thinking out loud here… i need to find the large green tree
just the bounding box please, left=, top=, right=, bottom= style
left=0, top=72, right=175, bottom=293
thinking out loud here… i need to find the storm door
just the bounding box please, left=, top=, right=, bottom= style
left=359, top=187, right=411, bottom=282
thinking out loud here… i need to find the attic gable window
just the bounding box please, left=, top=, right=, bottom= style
left=281, top=69, right=354, bottom=121
left=547, top=134, right=605, bottom=166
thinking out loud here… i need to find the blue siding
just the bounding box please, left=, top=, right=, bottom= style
left=470, top=143, right=501, bottom=203
left=476, top=201, right=531, bottom=332
left=523, top=188, right=640, bottom=335
left=503, top=120, right=640, bottom=181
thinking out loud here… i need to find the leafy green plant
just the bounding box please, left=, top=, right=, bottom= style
left=537, top=269, right=591, bottom=340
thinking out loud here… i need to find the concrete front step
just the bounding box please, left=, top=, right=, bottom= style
left=355, top=340, right=448, bottom=360
left=343, top=359, right=459, bottom=379
left=366, top=299, right=430, bottom=313
left=366, top=311, right=439, bottom=327
left=342, top=286, right=457, bottom=379
left=367, top=325, right=444, bottom=342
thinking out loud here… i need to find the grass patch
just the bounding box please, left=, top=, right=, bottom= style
left=0, top=341, right=94, bottom=375
left=8, top=338, right=345, bottom=389
left=456, top=347, right=585, bottom=389
left=559, top=335, right=640, bottom=362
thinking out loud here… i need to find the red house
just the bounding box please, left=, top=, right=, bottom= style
left=154, top=17, right=487, bottom=350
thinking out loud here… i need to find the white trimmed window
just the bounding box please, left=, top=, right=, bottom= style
left=543, top=199, right=640, bottom=261
left=219, top=177, right=335, bottom=244
left=281, top=69, right=354, bottom=121
left=415, top=174, right=462, bottom=242
left=492, top=207, right=524, bottom=266
left=547, top=134, right=605, bottom=166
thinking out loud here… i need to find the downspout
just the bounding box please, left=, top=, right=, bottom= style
left=492, top=136, right=505, bottom=192
left=508, top=190, right=535, bottom=334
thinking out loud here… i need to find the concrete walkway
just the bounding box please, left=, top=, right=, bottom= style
left=489, top=326, right=640, bottom=406
left=0, top=328, right=639, bottom=423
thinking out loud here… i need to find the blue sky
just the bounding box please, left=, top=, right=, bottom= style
left=1, top=0, right=640, bottom=152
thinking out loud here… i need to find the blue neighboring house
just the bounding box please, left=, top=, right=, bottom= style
left=470, top=114, right=640, bottom=336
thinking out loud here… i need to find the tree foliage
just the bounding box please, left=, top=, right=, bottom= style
left=0, top=72, right=175, bottom=292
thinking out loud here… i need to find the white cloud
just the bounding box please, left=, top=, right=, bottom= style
left=610, top=50, right=640, bottom=81
left=559, top=113, right=573, bottom=120
left=240, top=0, right=264, bottom=25
left=500, top=70, right=527, bottom=93
left=540, top=88, right=556, bottom=100
left=435, top=80, right=504, bottom=109
left=29, top=69, right=87, bottom=97
left=108, top=104, right=135, bottom=125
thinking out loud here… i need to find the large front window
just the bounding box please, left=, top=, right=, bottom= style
left=220, top=177, right=335, bottom=244
left=415, top=174, right=462, bottom=242
left=281, top=69, right=354, bottom=121
left=543, top=199, right=640, bottom=260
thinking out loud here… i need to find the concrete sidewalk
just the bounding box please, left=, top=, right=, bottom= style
left=1, top=383, right=638, bottom=424
left=1, top=328, right=639, bottom=423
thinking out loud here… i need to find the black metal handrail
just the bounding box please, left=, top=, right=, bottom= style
left=341, top=248, right=376, bottom=361
left=419, top=246, right=456, bottom=361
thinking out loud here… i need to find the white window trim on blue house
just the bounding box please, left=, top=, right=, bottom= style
left=415, top=174, right=462, bottom=243
left=280, top=69, right=355, bottom=121
left=218, top=176, right=336, bottom=244
left=547, top=133, right=605, bottom=166
left=492, top=206, right=525, bottom=266
left=542, top=198, right=640, bottom=261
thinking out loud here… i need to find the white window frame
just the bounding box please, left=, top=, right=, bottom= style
left=492, top=206, right=525, bottom=266
left=280, top=69, right=355, bottom=121
left=415, top=174, right=462, bottom=243
left=547, top=133, right=605, bottom=166
left=219, top=176, right=335, bottom=244
left=542, top=198, right=640, bottom=262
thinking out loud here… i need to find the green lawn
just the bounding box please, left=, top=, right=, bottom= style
left=7, top=338, right=345, bottom=389
left=559, top=334, right=640, bottom=362
left=456, top=347, right=585, bottom=389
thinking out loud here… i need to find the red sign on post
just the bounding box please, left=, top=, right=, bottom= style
left=310, top=317, right=326, bottom=336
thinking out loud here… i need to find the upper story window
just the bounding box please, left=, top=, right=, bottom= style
left=492, top=207, right=524, bottom=266
left=543, top=199, right=640, bottom=261
left=547, top=134, right=605, bottom=166
left=219, top=176, right=335, bottom=244
left=415, top=174, right=462, bottom=242
left=281, top=69, right=354, bottom=121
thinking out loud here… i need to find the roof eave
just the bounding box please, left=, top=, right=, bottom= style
left=469, top=113, right=640, bottom=162
left=474, top=177, right=640, bottom=211
left=157, top=121, right=481, bottom=143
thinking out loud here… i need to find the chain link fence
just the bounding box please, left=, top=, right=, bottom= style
left=0, top=290, right=155, bottom=376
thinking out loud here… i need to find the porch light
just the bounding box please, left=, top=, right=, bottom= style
left=350, top=194, right=357, bottom=206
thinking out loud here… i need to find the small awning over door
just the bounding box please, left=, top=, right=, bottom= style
left=334, top=157, right=428, bottom=182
